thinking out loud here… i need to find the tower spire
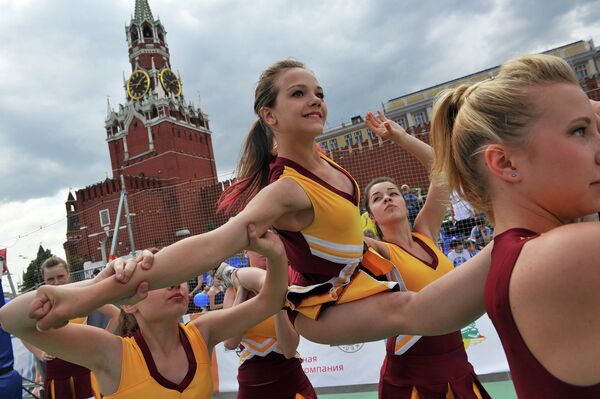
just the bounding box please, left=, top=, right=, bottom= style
left=106, top=96, right=113, bottom=119
left=133, top=0, right=154, bottom=24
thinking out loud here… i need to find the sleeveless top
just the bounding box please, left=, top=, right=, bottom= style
left=104, top=323, right=212, bottom=399
left=45, top=316, right=101, bottom=399
left=237, top=314, right=307, bottom=390
left=485, top=228, right=600, bottom=398
left=269, top=154, right=363, bottom=287
left=383, top=233, right=464, bottom=356
left=238, top=315, right=293, bottom=364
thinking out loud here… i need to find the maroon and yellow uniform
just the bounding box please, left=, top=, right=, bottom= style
left=236, top=316, right=316, bottom=399
left=269, top=154, right=398, bottom=321
left=103, top=323, right=212, bottom=399
left=485, top=228, right=600, bottom=398
left=45, top=317, right=101, bottom=399
left=379, top=233, right=489, bottom=399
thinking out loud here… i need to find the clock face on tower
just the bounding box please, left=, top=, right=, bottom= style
left=159, top=68, right=182, bottom=96
left=127, top=70, right=151, bottom=100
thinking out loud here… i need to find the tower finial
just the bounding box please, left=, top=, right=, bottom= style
left=133, top=0, right=154, bottom=24
left=106, top=96, right=113, bottom=118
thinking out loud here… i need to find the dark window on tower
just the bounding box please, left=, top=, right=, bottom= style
left=67, top=215, right=80, bottom=231
left=157, top=28, right=164, bottom=42
left=142, top=24, right=153, bottom=39
left=130, top=28, right=139, bottom=43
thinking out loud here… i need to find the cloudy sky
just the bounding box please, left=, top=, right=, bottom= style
left=2, top=0, right=600, bottom=291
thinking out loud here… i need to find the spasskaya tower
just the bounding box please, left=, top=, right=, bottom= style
left=105, top=0, right=217, bottom=184
left=64, top=0, right=223, bottom=267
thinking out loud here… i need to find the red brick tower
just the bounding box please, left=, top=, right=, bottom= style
left=64, top=0, right=223, bottom=267
left=105, top=0, right=217, bottom=184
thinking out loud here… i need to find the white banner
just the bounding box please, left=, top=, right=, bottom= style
left=213, top=314, right=509, bottom=392
left=214, top=338, right=387, bottom=392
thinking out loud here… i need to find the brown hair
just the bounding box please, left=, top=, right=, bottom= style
left=116, top=248, right=161, bottom=337
left=430, top=54, right=579, bottom=220
left=364, top=176, right=399, bottom=239
left=40, top=256, right=69, bottom=278
left=218, top=59, right=307, bottom=214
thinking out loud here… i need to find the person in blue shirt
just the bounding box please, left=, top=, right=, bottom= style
left=400, top=184, right=423, bottom=228
left=0, top=277, right=22, bottom=399
left=469, top=216, right=494, bottom=248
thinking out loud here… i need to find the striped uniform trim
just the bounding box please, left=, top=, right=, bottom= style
left=307, top=248, right=362, bottom=265
left=393, top=334, right=422, bottom=356
left=302, top=234, right=363, bottom=253
left=303, top=233, right=363, bottom=264
left=239, top=337, right=284, bottom=363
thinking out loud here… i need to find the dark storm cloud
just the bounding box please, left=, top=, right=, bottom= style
left=2, top=0, right=600, bottom=203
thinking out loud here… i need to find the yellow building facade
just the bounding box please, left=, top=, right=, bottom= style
left=317, top=40, right=600, bottom=151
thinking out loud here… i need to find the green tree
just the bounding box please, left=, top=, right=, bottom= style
left=21, top=245, right=53, bottom=293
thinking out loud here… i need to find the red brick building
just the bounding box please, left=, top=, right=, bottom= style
left=64, top=0, right=223, bottom=267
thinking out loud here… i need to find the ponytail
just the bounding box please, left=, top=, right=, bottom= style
left=218, top=120, right=274, bottom=214
left=430, top=84, right=471, bottom=196
left=116, top=310, right=139, bottom=337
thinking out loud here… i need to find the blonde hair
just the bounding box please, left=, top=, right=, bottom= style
left=431, top=54, right=579, bottom=219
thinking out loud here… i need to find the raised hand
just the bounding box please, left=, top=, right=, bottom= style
left=93, top=250, right=154, bottom=305
left=365, top=111, right=407, bottom=142
left=30, top=267, right=152, bottom=331
left=29, top=284, right=86, bottom=331
left=95, top=249, right=154, bottom=284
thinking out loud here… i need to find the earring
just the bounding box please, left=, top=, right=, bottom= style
left=511, top=172, right=517, bottom=177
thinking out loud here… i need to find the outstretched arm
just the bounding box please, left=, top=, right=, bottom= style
left=222, top=279, right=299, bottom=358
left=365, top=111, right=433, bottom=167
left=274, top=310, right=300, bottom=359
left=31, top=179, right=310, bottom=330
left=194, top=225, right=289, bottom=350
left=396, top=244, right=491, bottom=334
left=222, top=287, right=249, bottom=350
left=296, top=242, right=492, bottom=344
left=365, top=111, right=448, bottom=239
left=0, top=290, right=123, bottom=394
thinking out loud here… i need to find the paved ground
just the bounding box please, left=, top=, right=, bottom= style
left=320, top=380, right=517, bottom=398
left=215, top=378, right=518, bottom=398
